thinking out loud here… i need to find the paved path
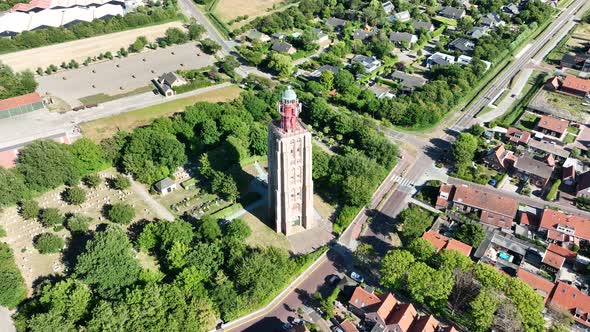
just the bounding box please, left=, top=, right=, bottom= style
left=130, top=179, right=175, bottom=221
left=0, top=307, right=15, bottom=332
left=0, top=82, right=232, bottom=149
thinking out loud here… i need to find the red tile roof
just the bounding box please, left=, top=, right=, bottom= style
left=388, top=303, right=417, bottom=332
left=436, top=184, right=454, bottom=209
left=562, top=75, right=590, bottom=95
left=516, top=268, right=555, bottom=303
left=409, top=315, right=438, bottom=332
left=340, top=320, right=359, bottom=332
left=549, top=282, right=590, bottom=327
left=491, top=145, right=517, bottom=168
left=0, top=92, right=42, bottom=112
left=349, top=287, right=381, bottom=310
left=453, top=185, right=518, bottom=218
left=421, top=231, right=472, bottom=256
left=547, top=243, right=577, bottom=261
left=537, top=115, right=569, bottom=136
left=547, top=229, right=566, bottom=242
left=376, top=293, right=398, bottom=322
left=539, top=209, right=590, bottom=242
left=507, top=127, right=531, bottom=144
left=542, top=250, right=565, bottom=270
left=480, top=210, right=513, bottom=229
left=520, top=212, right=539, bottom=228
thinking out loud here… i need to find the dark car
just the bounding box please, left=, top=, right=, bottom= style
left=281, top=322, right=294, bottom=330
left=327, top=274, right=341, bottom=285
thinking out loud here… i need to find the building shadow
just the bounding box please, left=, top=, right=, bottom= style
left=242, top=316, right=284, bottom=332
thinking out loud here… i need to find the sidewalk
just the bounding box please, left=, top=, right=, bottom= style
left=129, top=179, right=174, bottom=221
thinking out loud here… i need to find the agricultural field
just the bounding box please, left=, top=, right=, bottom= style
left=80, top=85, right=242, bottom=142
left=213, top=0, right=290, bottom=29
left=0, top=169, right=156, bottom=292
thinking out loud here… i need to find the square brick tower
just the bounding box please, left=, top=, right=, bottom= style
left=268, top=86, right=314, bottom=236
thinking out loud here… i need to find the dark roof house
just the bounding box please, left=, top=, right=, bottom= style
left=439, top=6, right=465, bottom=20
left=272, top=41, right=297, bottom=54
left=449, top=38, right=475, bottom=53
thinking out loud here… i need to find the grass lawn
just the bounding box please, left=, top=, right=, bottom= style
left=517, top=112, right=540, bottom=131
left=568, top=126, right=580, bottom=135
left=433, top=16, right=457, bottom=26
left=80, top=85, right=241, bottom=142
left=497, top=71, right=544, bottom=126
left=543, top=90, right=589, bottom=117
left=241, top=205, right=291, bottom=251
left=493, top=90, right=510, bottom=106
left=79, top=86, right=154, bottom=106
left=564, top=133, right=576, bottom=144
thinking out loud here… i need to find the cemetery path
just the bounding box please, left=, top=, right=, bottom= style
left=129, top=180, right=175, bottom=221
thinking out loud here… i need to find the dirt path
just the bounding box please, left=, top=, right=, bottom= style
left=0, top=21, right=184, bottom=72
left=130, top=179, right=175, bottom=221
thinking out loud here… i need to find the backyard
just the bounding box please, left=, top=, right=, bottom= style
left=528, top=89, right=590, bottom=123
left=80, top=85, right=242, bottom=141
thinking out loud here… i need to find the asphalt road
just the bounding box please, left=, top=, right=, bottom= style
left=452, top=0, right=590, bottom=131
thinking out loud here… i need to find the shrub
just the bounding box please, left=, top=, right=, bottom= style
left=19, top=200, right=40, bottom=220
left=0, top=243, right=26, bottom=309
left=34, top=233, right=64, bottom=254
left=546, top=180, right=561, bottom=201
left=84, top=174, right=102, bottom=188
left=112, top=174, right=131, bottom=190
left=39, top=208, right=64, bottom=227
left=0, top=226, right=6, bottom=237
left=107, top=203, right=135, bottom=224
left=66, top=214, right=92, bottom=234
left=64, top=186, right=86, bottom=205
left=333, top=205, right=360, bottom=235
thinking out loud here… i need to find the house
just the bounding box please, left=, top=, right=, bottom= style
left=426, top=52, right=455, bottom=68
left=390, top=10, right=411, bottom=22
left=483, top=144, right=517, bottom=170
left=437, top=184, right=519, bottom=229
left=154, top=72, right=187, bottom=97
left=272, top=41, right=296, bottom=54
left=310, top=65, right=340, bottom=78
left=382, top=1, right=395, bottom=14
left=516, top=268, right=555, bottom=303
left=353, top=29, right=375, bottom=43
left=381, top=303, right=417, bottom=332
left=466, top=26, right=489, bottom=39
left=365, top=293, right=398, bottom=329
left=535, top=115, right=569, bottom=141
left=538, top=208, right=590, bottom=244
left=576, top=170, right=590, bottom=197
left=545, top=76, right=561, bottom=91
left=549, top=282, right=590, bottom=329
left=340, top=320, right=359, bottom=332
left=154, top=177, right=176, bottom=195
left=512, top=155, right=554, bottom=187
left=368, top=85, right=395, bottom=99
left=313, top=28, right=330, bottom=44
left=435, top=183, right=454, bottom=210
left=542, top=249, right=566, bottom=272
left=410, top=315, right=439, bottom=332
left=412, top=20, right=434, bottom=32
left=421, top=230, right=473, bottom=256
left=0, top=92, right=44, bottom=119
left=272, top=32, right=286, bottom=40
left=560, top=75, right=590, bottom=98
left=528, top=139, right=570, bottom=160
left=563, top=165, right=576, bottom=186
left=503, top=3, right=520, bottom=15
left=325, top=17, right=346, bottom=30
left=479, top=13, right=504, bottom=28
left=547, top=243, right=577, bottom=262
left=352, top=55, right=382, bottom=73
left=389, top=32, right=417, bottom=46
left=560, top=53, right=590, bottom=70
left=348, top=286, right=383, bottom=316
left=439, top=6, right=465, bottom=20
left=245, top=29, right=270, bottom=42
left=448, top=38, right=475, bottom=53
left=506, top=127, right=531, bottom=145
left=390, top=70, right=427, bottom=92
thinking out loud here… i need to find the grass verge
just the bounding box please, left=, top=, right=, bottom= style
left=79, top=86, right=153, bottom=105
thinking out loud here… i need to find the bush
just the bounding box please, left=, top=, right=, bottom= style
left=112, top=174, right=131, bottom=190
left=333, top=205, right=360, bottom=235
left=0, top=243, right=27, bottom=309
left=0, top=226, right=6, bottom=237
left=107, top=203, right=135, bottom=224
left=66, top=214, right=92, bottom=234
left=34, top=233, right=64, bottom=254
left=39, top=208, right=64, bottom=227
left=20, top=200, right=40, bottom=220
left=84, top=174, right=102, bottom=188
left=63, top=186, right=86, bottom=205
left=546, top=180, right=561, bottom=201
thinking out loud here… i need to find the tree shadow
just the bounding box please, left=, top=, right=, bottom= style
left=31, top=273, right=64, bottom=294
left=242, top=316, right=284, bottom=332
left=127, top=218, right=151, bottom=243
left=61, top=230, right=94, bottom=274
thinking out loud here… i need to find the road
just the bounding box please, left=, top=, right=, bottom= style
left=452, top=0, right=590, bottom=131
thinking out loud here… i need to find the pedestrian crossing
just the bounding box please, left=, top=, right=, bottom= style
left=392, top=175, right=415, bottom=187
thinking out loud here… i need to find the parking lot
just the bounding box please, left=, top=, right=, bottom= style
left=36, top=43, right=214, bottom=107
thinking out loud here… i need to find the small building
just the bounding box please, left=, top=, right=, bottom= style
left=483, top=144, right=517, bottom=171
left=154, top=72, right=187, bottom=97
left=422, top=230, right=472, bottom=256
left=390, top=10, right=411, bottom=22
left=466, top=26, right=489, bottom=39
left=389, top=31, right=417, bottom=46
left=560, top=53, right=590, bottom=70
left=439, top=6, right=465, bottom=20
left=154, top=177, right=176, bottom=195
left=309, top=64, right=340, bottom=78
left=512, top=155, right=554, bottom=187
left=390, top=70, right=427, bottom=92
left=528, top=139, right=570, bottom=160
left=368, top=85, right=395, bottom=99
left=535, top=115, right=569, bottom=141
left=412, top=20, right=434, bottom=32
left=382, top=1, right=395, bottom=14
left=0, top=92, right=44, bottom=119
left=506, top=127, right=531, bottom=145
left=352, top=29, right=375, bottom=43
left=426, top=52, right=455, bottom=68
left=516, top=268, right=555, bottom=303
left=542, top=249, right=566, bottom=272
left=561, top=75, right=590, bottom=98
left=272, top=41, right=296, bottom=54
left=340, top=320, right=359, bottom=332
left=479, top=13, right=504, bottom=28
left=313, top=28, right=330, bottom=44
left=549, top=282, right=590, bottom=329
left=503, top=3, right=520, bottom=15
left=448, top=37, right=475, bottom=53
left=545, top=76, right=561, bottom=91
left=325, top=17, right=346, bottom=30
left=576, top=170, right=590, bottom=197
left=348, top=286, right=382, bottom=317
left=538, top=208, right=590, bottom=245
left=351, top=55, right=381, bottom=73
left=245, top=29, right=271, bottom=42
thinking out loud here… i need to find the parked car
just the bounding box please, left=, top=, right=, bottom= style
left=331, top=326, right=344, bottom=332
left=327, top=274, right=341, bottom=285
left=350, top=271, right=364, bottom=283
left=292, top=318, right=304, bottom=326
left=281, top=322, right=294, bottom=330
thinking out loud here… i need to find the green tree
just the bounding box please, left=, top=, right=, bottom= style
left=200, top=38, right=221, bottom=54
left=107, top=203, right=135, bottom=224
left=399, top=206, right=433, bottom=240
left=34, top=233, right=64, bottom=254
left=469, top=288, right=499, bottom=332
left=0, top=242, right=27, bottom=309
left=436, top=249, right=473, bottom=271
left=37, top=279, right=92, bottom=323
left=39, top=208, right=64, bottom=227
left=196, top=217, right=221, bottom=242
left=0, top=168, right=28, bottom=207
left=17, top=140, right=79, bottom=191
left=70, top=138, right=106, bottom=175
left=319, top=70, right=334, bottom=90
left=380, top=249, right=415, bottom=289
left=219, top=56, right=240, bottom=76
left=131, top=35, right=148, bottom=52
left=334, top=69, right=354, bottom=93
left=63, top=186, right=86, bottom=205
left=249, top=123, right=268, bottom=156
left=188, top=21, right=206, bottom=40
left=452, top=133, right=478, bottom=165
left=74, top=225, right=141, bottom=298
left=406, top=261, right=454, bottom=310
left=354, top=242, right=376, bottom=266
left=165, top=27, right=189, bottom=44
left=224, top=218, right=251, bottom=241
left=267, top=52, right=292, bottom=78
left=112, top=174, right=131, bottom=190
left=20, top=200, right=40, bottom=220
left=408, top=237, right=436, bottom=262
left=474, top=263, right=508, bottom=291
left=65, top=214, right=92, bottom=234
left=83, top=174, right=102, bottom=188
left=453, top=222, right=485, bottom=247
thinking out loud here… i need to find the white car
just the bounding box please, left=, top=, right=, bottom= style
left=350, top=271, right=364, bottom=283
